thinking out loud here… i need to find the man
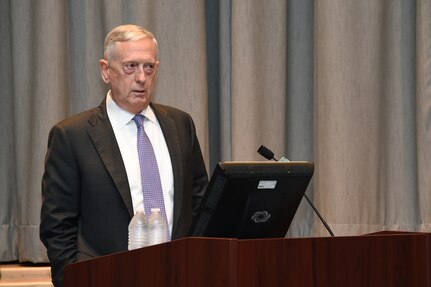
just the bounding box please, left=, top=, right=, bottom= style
left=40, top=24, right=208, bottom=287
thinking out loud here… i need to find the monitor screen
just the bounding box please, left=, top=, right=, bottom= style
left=188, top=161, right=314, bottom=239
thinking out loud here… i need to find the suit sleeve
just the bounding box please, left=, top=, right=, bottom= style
left=40, top=124, right=80, bottom=287
left=187, top=114, right=209, bottom=214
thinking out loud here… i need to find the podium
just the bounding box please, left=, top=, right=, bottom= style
left=63, top=232, right=431, bottom=287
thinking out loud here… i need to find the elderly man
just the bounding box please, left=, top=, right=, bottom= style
left=40, top=24, right=208, bottom=287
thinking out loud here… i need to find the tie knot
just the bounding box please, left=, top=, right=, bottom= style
left=132, top=114, right=144, bottom=128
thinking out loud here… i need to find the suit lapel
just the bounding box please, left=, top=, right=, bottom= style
left=87, top=101, right=134, bottom=218
left=152, top=103, right=184, bottom=235
left=84, top=101, right=184, bottom=225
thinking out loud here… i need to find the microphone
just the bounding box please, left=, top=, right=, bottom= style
left=257, top=145, right=276, bottom=161
left=257, top=145, right=335, bottom=237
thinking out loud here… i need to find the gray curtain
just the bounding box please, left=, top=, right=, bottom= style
left=314, top=0, right=431, bottom=235
left=1, top=0, right=430, bottom=263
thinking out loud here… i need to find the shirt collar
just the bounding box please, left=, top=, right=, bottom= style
left=106, top=91, right=157, bottom=130
left=140, top=102, right=157, bottom=125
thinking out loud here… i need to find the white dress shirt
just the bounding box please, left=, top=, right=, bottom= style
left=106, top=92, right=174, bottom=235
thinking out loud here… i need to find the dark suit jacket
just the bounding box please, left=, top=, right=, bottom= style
left=40, top=100, right=208, bottom=287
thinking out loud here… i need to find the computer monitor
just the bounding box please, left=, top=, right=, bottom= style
left=188, top=161, right=314, bottom=239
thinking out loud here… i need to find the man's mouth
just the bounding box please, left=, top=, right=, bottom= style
left=133, top=89, right=146, bottom=94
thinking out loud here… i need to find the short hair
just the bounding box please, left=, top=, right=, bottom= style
left=103, top=24, right=158, bottom=60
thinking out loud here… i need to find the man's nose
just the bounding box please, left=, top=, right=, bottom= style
left=135, top=66, right=146, bottom=83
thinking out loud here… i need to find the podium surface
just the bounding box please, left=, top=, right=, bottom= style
left=63, top=232, right=431, bottom=287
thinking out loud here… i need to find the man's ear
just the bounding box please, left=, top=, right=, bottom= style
left=99, top=59, right=110, bottom=84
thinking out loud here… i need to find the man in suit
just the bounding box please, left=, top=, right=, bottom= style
left=40, top=24, right=208, bottom=287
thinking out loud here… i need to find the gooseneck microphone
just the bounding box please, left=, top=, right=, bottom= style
left=257, top=145, right=335, bottom=237
left=257, top=145, right=277, bottom=161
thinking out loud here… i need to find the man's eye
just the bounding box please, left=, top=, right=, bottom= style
left=123, top=63, right=136, bottom=72
left=144, top=63, right=155, bottom=73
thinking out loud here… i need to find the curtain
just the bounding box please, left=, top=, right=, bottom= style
left=1, top=0, right=430, bottom=263
left=314, top=0, right=431, bottom=235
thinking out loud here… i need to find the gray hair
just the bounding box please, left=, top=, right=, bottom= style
left=103, top=24, right=158, bottom=60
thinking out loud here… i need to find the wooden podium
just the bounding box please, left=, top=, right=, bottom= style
left=63, top=232, right=431, bottom=287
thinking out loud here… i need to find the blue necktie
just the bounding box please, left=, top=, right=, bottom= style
left=132, top=114, right=170, bottom=240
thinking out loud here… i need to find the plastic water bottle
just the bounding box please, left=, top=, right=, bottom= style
left=147, top=208, right=168, bottom=245
left=128, top=211, right=149, bottom=250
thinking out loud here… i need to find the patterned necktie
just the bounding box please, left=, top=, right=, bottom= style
left=132, top=114, right=170, bottom=240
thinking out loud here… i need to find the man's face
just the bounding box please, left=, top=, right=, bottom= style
left=100, top=38, right=159, bottom=114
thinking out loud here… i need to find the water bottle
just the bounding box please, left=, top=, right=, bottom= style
left=147, top=208, right=168, bottom=245
left=128, top=211, right=149, bottom=250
